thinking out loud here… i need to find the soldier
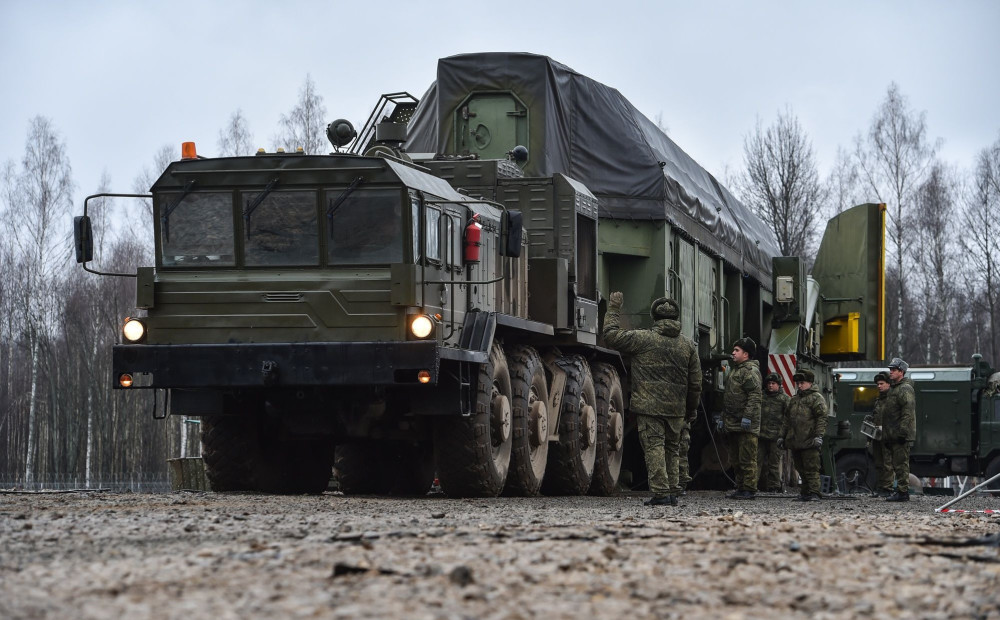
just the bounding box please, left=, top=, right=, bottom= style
left=758, top=372, right=788, bottom=493
left=870, top=372, right=894, bottom=497
left=883, top=357, right=916, bottom=502
left=603, top=292, right=701, bottom=506
left=780, top=368, right=827, bottom=501
left=721, top=337, right=762, bottom=500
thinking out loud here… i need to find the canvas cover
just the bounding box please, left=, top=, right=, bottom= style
left=405, top=52, right=780, bottom=284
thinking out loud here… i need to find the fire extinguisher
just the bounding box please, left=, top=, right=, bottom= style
left=464, top=214, right=483, bottom=263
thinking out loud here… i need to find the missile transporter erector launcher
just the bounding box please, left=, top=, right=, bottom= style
left=75, top=53, right=884, bottom=496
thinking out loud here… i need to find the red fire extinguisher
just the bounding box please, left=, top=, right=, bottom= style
left=464, top=214, right=483, bottom=263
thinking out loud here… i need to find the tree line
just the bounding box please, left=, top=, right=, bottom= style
left=1, top=76, right=997, bottom=487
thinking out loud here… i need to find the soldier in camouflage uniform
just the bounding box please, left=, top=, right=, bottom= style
left=603, top=292, right=702, bottom=506
left=757, top=373, right=788, bottom=492
left=780, top=368, right=828, bottom=501
left=721, top=337, right=761, bottom=499
left=870, top=372, right=894, bottom=497
left=883, top=358, right=916, bottom=502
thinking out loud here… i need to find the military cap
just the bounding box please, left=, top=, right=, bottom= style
left=874, top=372, right=890, bottom=384
left=764, top=372, right=781, bottom=384
left=888, top=357, right=909, bottom=373
left=792, top=368, right=815, bottom=383
left=650, top=297, right=680, bottom=320
left=733, top=336, right=756, bottom=357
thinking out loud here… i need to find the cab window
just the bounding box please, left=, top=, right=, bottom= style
left=244, top=190, right=318, bottom=266
left=159, top=192, right=235, bottom=267
left=852, top=385, right=877, bottom=413
left=425, top=207, right=441, bottom=263
left=327, top=187, right=403, bottom=265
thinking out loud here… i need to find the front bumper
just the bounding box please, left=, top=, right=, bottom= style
left=113, top=341, right=440, bottom=388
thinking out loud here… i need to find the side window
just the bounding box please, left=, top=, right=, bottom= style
left=425, top=207, right=441, bottom=263
left=449, top=214, right=463, bottom=268
left=411, top=195, right=421, bottom=262
left=852, top=385, right=877, bottom=413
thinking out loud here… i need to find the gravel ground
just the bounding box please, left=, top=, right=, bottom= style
left=1, top=490, right=998, bottom=619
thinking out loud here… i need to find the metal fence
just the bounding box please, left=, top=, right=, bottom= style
left=0, top=472, right=171, bottom=492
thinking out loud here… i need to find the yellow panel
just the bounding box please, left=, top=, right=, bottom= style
left=821, top=312, right=860, bottom=355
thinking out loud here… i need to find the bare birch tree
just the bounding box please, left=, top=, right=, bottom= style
left=827, top=145, right=866, bottom=215
left=962, top=136, right=1000, bottom=362
left=127, top=144, right=176, bottom=248
left=854, top=83, right=937, bottom=360
left=912, top=162, right=959, bottom=363
left=0, top=116, right=74, bottom=483
left=217, top=109, right=255, bottom=157
left=734, top=108, right=825, bottom=258
left=274, top=74, right=328, bottom=155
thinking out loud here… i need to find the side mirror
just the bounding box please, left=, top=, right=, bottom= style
left=501, top=210, right=523, bottom=258
left=74, top=215, right=93, bottom=263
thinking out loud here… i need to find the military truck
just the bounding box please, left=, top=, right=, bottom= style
left=74, top=53, right=884, bottom=497
left=831, top=355, right=1000, bottom=492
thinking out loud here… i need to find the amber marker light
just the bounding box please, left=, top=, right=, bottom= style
left=181, top=142, right=197, bottom=159
left=119, top=374, right=134, bottom=388
left=417, top=370, right=432, bottom=384
left=410, top=315, right=434, bottom=339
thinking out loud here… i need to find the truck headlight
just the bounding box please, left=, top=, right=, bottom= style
left=410, top=315, right=434, bottom=339
left=122, top=318, right=145, bottom=342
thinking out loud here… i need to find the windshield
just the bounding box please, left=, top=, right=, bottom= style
left=159, top=192, right=234, bottom=266
left=328, top=188, right=404, bottom=265
left=245, top=190, right=319, bottom=266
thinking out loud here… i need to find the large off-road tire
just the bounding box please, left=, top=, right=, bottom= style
left=201, top=415, right=256, bottom=492
left=504, top=345, right=550, bottom=496
left=335, top=443, right=392, bottom=495
left=589, top=362, right=624, bottom=496
left=836, top=452, right=876, bottom=494
left=434, top=343, right=513, bottom=497
left=541, top=355, right=597, bottom=495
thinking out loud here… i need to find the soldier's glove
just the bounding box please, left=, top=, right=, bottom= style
left=776, top=438, right=785, bottom=449
left=713, top=415, right=724, bottom=432
left=686, top=410, right=698, bottom=424
left=608, top=291, right=624, bottom=309
left=812, top=436, right=823, bottom=448
left=741, top=417, right=751, bottom=432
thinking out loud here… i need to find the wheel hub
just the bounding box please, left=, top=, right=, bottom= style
left=609, top=408, right=624, bottom=452
left=492, top=394, right=512, bottom=443
left=529, top=400, right=548, bottom=447
left=581, top=404, right=597, bottom=448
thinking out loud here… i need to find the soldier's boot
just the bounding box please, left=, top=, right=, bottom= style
left=885, top=491, right=910, bottom=502
left=873, top=488, right=893, bottom=498
left=796, top=493, right=820, bottom=502
left=734, top=490, right=756, bottom=500
left=644, top=496, right=674, bottom=506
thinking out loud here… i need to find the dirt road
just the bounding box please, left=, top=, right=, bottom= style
left=2, top=491, right=998, bottom=619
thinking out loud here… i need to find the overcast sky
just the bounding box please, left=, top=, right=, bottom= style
left=2, top=1, right=998, bottom=213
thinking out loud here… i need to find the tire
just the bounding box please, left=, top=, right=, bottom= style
left=836, top=452, right=875, bottom=494
left=201, top=415, right=256, bottom=492
left=504, top=345, right=550, bottom=496
left=589, top=362, right=624, bottom=496
left=541, top=355, right=597, bottom=495
left=434, top=343, right=513, bottom=497
left=335, top=443, right=392, bottom=495
left=985, top=455, right=1000, bottom=491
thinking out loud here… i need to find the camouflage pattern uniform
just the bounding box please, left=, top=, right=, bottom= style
left=603, top=297, right=702, bottom=500
left=723, top=358, right=762, bottom=493
left=782, top=383, right=828, bottom=498
left=883, top=376, right=916, bottom=493
left=758, top=384, right=789, bottom=491
left=871, top=389, right=894, bottom=494
left=677, top=421, right=692, bottom=491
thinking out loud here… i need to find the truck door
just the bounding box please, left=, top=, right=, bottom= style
left=811, top=203, right=886, bottom=362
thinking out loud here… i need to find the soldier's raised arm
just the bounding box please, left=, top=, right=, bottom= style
left=602, top=291, right=645, bottom=354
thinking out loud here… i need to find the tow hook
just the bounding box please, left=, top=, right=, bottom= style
left=261, top=360, right=279, bottom=386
